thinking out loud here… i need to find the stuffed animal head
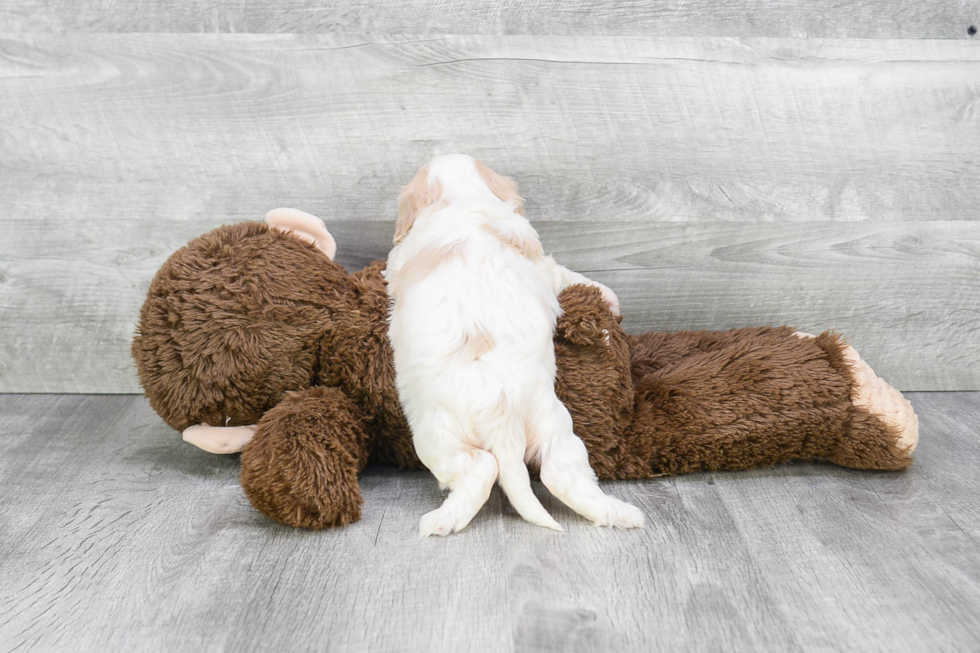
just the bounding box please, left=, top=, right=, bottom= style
left=132, top=211, right=352, bottom=432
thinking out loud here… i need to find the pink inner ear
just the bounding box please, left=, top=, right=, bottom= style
left=265, top=208, right=337, bottom=260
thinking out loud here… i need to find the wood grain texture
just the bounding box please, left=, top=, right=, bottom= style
left=1, top=0, right=978, bottom=38
left=3, top=216, right=977, bottom=393
left=2, top=36, right=979, bottom=223
left=1, top=392, right=979, bottom=652
left=1, top=34, right=978, bottom=392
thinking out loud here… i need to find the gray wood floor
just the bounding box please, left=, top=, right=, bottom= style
left=1, top=393, right=978, bottom=652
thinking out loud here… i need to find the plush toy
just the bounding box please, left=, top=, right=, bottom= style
left=132, top=209, right=918, bottom=530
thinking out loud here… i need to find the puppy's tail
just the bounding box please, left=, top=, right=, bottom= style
left=494, top=447, right=563, bottom=532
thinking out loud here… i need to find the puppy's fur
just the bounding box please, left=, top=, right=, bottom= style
left=385, top=154, right=643, bottom=536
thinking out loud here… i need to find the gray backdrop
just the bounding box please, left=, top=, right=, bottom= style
left=2, top=2, right=979, bottom=393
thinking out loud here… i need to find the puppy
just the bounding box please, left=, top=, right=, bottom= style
left=384, top=154, right=644, bottom=536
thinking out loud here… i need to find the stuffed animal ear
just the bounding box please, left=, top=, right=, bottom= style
left=265, top=208, right=337, bottom=260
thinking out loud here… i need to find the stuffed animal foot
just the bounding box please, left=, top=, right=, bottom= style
left=800, top=332, right=919, bottom=470
left=182, top=424, right=256, bottom=454
left=240, top=386, right=373, bottom=529
left=842, top=344, right=919, bottom=455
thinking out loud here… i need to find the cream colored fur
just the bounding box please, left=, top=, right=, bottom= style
left=386, top=154, right=642, bottom=536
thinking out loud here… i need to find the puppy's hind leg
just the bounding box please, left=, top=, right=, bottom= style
left=533, top=396, right=644, bottom=529
left=418, top=448, right=499, bottom=537
left=413, top=409, right=498, bottom=537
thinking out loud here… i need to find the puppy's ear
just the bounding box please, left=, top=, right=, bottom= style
left=395, top=165, right=442, bottom=244
left=475, top=159, right=524, bottom=216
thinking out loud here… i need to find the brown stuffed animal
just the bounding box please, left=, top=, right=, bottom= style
left=132, top=209, right=918, bottom=530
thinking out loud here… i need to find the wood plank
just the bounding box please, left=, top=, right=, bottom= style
left=1, top=35, right=977, bottom=392
left=2, top=215, right=977, bottom=392
left=900, top=392, right=980, bottom=538
left=1, top=36, right=978, bottom=223
left=562, top=220, right=980, bottom=393
left=1, top=0, right=978, bottom=38
left=1, top=393, right=979, bottom=652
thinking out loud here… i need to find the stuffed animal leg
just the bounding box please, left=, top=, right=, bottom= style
left=608, top=327, right=918, bottom=478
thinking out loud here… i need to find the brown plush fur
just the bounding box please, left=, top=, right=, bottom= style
left=813, top=333, right=913, bottom=471
left=132, top=223, right=348, bottom=432
left=240, top=386, right=372, bottom=528
left=133, top=222, right=915, bottom=530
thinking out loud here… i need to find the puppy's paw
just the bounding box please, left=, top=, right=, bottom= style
left=419, top=506, right=466, bottom=537
left=595, top=497, right=645, bottom=530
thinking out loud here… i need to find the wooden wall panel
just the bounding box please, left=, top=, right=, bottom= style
left=1, top=35, right=978, bottom=391
left=2, top=213, right=977, bottom=392
left=2, top=36, right=978, bottom=223
left=1, top=0, right=977, bottom=38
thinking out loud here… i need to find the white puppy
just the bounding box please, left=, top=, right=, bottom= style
left=384, top=154, right=644, bottom=536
